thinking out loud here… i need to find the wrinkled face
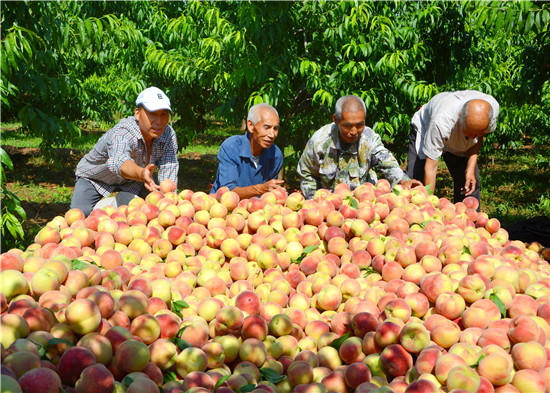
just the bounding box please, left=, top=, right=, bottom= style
left=135, top=107, right=171, bottom=142
left=248, top=108, right=280, bottom=153
left=334, top=110, right=365, bottom=144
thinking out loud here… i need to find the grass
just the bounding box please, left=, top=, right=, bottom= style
left=7, top=182, right=73, bottom=205
left=1, top=120, right=549, bottom=251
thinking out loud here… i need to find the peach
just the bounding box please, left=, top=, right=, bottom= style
left=316, top=284, right=342, bottom=311
left=331, top=334, right=360, bottom=362
left=287, top=360, right=314, bottom=387
left=446, top=365, right=481, bottom=393
left=344, top=361, right=371, bottom=389
left=19, top=367, right=62, bottom=393
left=149, top=339, right=178, bottom=371
left=399, top=322, right=430, bottom=354
left=380, top=344, right=413, bottom=377
left=239, top=338, right=267, bottom=367
left=420, top=272, right=453, bottom=303
left=65, top=298, right=102, bottom=335
left=435, top=291, right=465, bottom=319
left=403, top=379, right=439, bottom=393
left=511, top=368, right=546, bottom=392
left=508, top=315, right=542, bottom=344
left=74, top=363, right=115, bottom=393
left=317, top=346, right=342, bottom=371
left=461, top=306, right=490, bottom=329
left=374, top=320, right=402, bottom=348
left=2, top=351, right=41, bottom=380
left=0, top=270, right=29, bottom=301
left=201, top=342, right=225, bottom=369
left=58, top=346, right=97, bottom=386
left=115, top=339, right=150, bottom=374
left=477, top=353, right=513, bottom=386
left=175, top=347, right=208, bottom=378
left=415, top=346, right=444, bottom=376
left=511, top=340, right=547, bottom=371
left=77, top=332, right=113, bottom=365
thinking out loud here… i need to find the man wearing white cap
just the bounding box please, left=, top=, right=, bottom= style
left=70, top=86, right=179, bottom=216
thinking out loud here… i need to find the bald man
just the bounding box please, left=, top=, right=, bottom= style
left=406, top=90, right=499, bottom=205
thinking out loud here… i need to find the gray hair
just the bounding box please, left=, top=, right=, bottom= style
left=460, top=99, right=494, bottom=130
left=247, top=103, right=279, bottom=125
left=334, top=95, right=366, bottom=121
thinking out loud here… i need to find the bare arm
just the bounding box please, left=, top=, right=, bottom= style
left=232, top=179, right=285, bottom=199
left=120, top=160, right=160, bottom=192
left=424, top=157, right=439, bottom=193
left=462, top=136, right=484, bottom=196
left=399, top=178, right=423, bottom=189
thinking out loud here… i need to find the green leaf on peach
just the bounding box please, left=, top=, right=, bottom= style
left=260, top=367, right=285, bottom=383
left=329, top=331, right=350, bottom=350
left=489, top=293, right=507, bottom=318
left=46, top=338, right=75, bottom=348
left=214, top=375, right=231, bottom=391
left=343, top=195, right=358, bottom=210
left=163, top=371, right=178, bottom=383
left=238, top=384, right=256, bottom=393
left=123, top=375, right=134, bottom=387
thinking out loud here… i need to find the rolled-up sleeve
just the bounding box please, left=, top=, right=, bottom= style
left=297, top=139, right=321, bottom=199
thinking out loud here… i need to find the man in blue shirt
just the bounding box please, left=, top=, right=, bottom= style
left=211, top=103, right=284, bottom=198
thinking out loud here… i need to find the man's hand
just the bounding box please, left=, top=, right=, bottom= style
left=399, top=179, right=423, bottom=189
left=141, top=164, right=160, bottom=192
left=262, top=179, right=285, bottom=193
left=461, top=173, right=476, bottom=196
left=233, top=179, right=286, bottom=199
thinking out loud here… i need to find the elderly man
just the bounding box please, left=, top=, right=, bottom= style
left=70, top=86, right=179, bottom=216
left=406, top=90, right=499, bottom=204
left=210, top=103, right=284, bottom=198
left=298, top=95, right=421, bottom=199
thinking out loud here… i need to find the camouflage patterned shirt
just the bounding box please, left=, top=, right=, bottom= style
left=297, top=123, right=409, bottom=199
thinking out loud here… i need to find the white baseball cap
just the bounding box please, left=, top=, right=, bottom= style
left=135, top=87, right=172, bottom=113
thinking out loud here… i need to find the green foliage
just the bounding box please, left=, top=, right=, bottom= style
left=1, top=0, right=549, bottom=162
left=1, top=148, right=27, bottom=248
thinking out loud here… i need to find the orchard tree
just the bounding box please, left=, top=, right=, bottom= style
left=1, top=0, right=549, bottom=155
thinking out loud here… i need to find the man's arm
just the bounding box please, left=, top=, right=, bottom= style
left=423, top=157, right=439, bottom=193
left=232, top=179, right=285, bottom=199
left=120, top=160, right=159, bottom=192
left=462, top=136, right=484, bottom=196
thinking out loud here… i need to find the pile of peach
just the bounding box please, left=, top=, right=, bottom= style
left=1, top=179, right=549, bottom=393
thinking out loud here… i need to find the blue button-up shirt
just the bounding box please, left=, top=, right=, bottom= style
left=210, top=133, right=283, bottom=193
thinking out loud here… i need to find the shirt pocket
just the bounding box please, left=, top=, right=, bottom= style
left=319, top=160, right=337, bottom=180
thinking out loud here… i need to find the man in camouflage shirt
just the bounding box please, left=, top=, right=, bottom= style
left=297, top=95, right=421, bottom=199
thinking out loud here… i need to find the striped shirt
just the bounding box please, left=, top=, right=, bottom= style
left=75, top=116, right=178, bottom=197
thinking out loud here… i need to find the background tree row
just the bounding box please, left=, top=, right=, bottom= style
left=2, top=0, right=549, bottom=158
